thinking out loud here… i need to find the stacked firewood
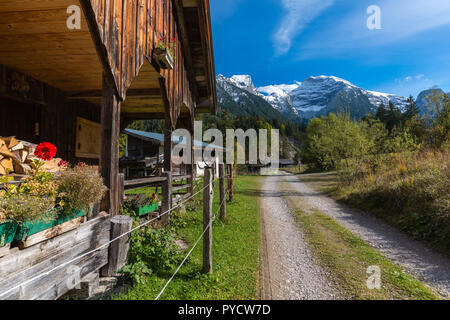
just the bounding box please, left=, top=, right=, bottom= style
left=0, top=137, right=62, bottom=175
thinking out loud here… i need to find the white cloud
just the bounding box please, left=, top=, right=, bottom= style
left=376, top=74, right=438, bottom=97
left=272, top=0, right=335, bottom=56
left=296, top=0, right=450, bottom=59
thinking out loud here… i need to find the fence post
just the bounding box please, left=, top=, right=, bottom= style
left=101, top=215, right=133, bottom=277
left=228, top=164, right=234, bottom=202
left=161, top=171, right=172, bottom=225
left=219, top=164, right=226, bottom=221
left=203, top=167, right=213, bottom=274
left=118, top=173, right=125, bottom=209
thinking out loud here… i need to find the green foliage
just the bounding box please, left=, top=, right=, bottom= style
left=302, top=112, right=421, bottom=170
left=122, top=193, right=159, bottom=218
left=115, top=176, right=261, bottom=300
left=0, top=193, right=55, bottom=223
left=302, top=113, right=370, bottom=170
left=56, top=166, right=106, bottom=214
left=121, top=225, right=183, bottom=284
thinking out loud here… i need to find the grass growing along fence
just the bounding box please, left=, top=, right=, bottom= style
left=115, top=175, right=262, bottom=300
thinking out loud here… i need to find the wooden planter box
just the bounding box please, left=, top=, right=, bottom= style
left=14, top=210, right=87, bottom=248
left=0, top=221, right=19, bottom=248
left=153, top=47, right=174, bottom=70
left=136, top=202, right=160, bottom=216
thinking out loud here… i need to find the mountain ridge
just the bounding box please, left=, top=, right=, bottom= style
left=217, top=74, right=446, bottom=120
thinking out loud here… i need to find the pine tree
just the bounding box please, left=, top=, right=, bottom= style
left=376, top=103, right=387, bottom=122
left=404, top=95, right=420, bottom=119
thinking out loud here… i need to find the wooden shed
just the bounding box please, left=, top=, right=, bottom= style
left=0, top=0, right=217, bottom=216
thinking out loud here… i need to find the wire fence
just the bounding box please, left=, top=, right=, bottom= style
left=0, top=174, right=232, bottom=299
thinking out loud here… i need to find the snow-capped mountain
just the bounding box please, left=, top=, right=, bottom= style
left=259, top=75, right=409, bottom=119
left=216, top=74, right=445, bottom=121
left=257, top=83, right=301, bottom=116
left=216, top=74, right=294, bottom=122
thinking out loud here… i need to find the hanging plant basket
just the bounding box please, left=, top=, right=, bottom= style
left=153, top=47, right=174, bottom=70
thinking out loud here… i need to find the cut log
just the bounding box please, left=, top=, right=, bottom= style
left=11, top=142, right=24, bottom=151
left=0, top=158, right=13, bottom=172
left=0, top=146, right=14, bottom=158
left=3, top=137, right=19, bottom=149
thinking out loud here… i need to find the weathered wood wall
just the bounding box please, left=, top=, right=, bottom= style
left=0, top=64, right=101, bottom=165
left=84, top=0, right=195, bottom=127
left=0, top=214, right=111, bottom=300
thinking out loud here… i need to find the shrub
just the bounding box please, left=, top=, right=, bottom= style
left=56, top=165, right=106, bottom=214
left=0, top=193, right=55, bottom=223
left=120, top=226, right=182, bottom=284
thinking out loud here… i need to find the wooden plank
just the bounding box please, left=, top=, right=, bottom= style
left=0, top=214, right=111, bottom=300
left=16, top=217, right=86, bottom=249
left=124, top=175, right=166, bottom=187
left=172, top=184, right=189, bottom=192
left=0, top=244, right=11, bottom=259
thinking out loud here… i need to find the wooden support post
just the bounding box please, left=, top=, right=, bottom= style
left=219, top=164, right=226, bottom=221
left=228, top=164, right=234, bottom=202
left=161, top=115, right=173, bottom=225
left=100, top=74, right=121, bottom=216
left=101, top=215, right=133, bottom=277
left=118, top=173, right=125, bottom=209
left=161, top=171, right=173, bottom=225
left=203, top=167, right=213, bottom=274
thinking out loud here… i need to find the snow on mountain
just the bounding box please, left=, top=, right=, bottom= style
left=217, top=74, right=413, bottom=120
left=257, top=83, right=300, bottom=115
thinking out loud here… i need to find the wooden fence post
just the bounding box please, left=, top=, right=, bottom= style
left=101, top=215, right=133, bottom=277
left=228, top=164, right=234, bottom=202
left=219, top=164, right=226, bottom=221
left=161, top=171, right=172, bottom=225
left=203, top=167, right=213, bottom=274
left=118, top=173, right=125, bottom=209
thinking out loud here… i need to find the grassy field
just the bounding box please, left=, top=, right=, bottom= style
left=282, top=189, right=440, bottom=300
left=295, top=150, right=450, bottom=255
left=115, top=175, right=263, bottom=300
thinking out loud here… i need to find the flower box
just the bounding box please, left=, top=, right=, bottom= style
left=0, top=221, right=19, bottom=248
left=15, top=209, right=86, bottom=241
left=137, top=202, right=160, bottom=217
left=153, top=47, right=174, bottom=70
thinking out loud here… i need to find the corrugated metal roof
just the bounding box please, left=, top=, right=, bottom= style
left=124, top=128, right=226, bottom=151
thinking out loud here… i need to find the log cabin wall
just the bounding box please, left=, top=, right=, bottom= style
left=0, top=65, right=100, bottom=165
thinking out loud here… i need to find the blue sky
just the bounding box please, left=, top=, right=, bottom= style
left=210, top=0, right=450, bottom=97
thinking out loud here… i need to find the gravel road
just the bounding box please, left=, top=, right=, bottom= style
left=282, top=172, right=450, bottom=298
left=260, top=175, right=338, bottom=300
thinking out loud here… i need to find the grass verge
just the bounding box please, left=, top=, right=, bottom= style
left=283, top=192, right=440, bottom=300
left=114, top=175, right=262, bottom=300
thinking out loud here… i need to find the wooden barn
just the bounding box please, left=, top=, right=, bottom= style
left=0, top=0, right=217, bottom=217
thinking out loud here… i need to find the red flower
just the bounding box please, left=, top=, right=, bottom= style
left=77, top=162, right=87, bottom=168
left=58, top=160, right=69, bottom=167
left=34, top=142, right=57, bottom=161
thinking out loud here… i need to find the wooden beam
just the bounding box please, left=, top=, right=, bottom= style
left=100, top=74, right=121, bottom=216
left=79, top=0, right=120, bottom=99
left=68, top=88, right=162, bottom=99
